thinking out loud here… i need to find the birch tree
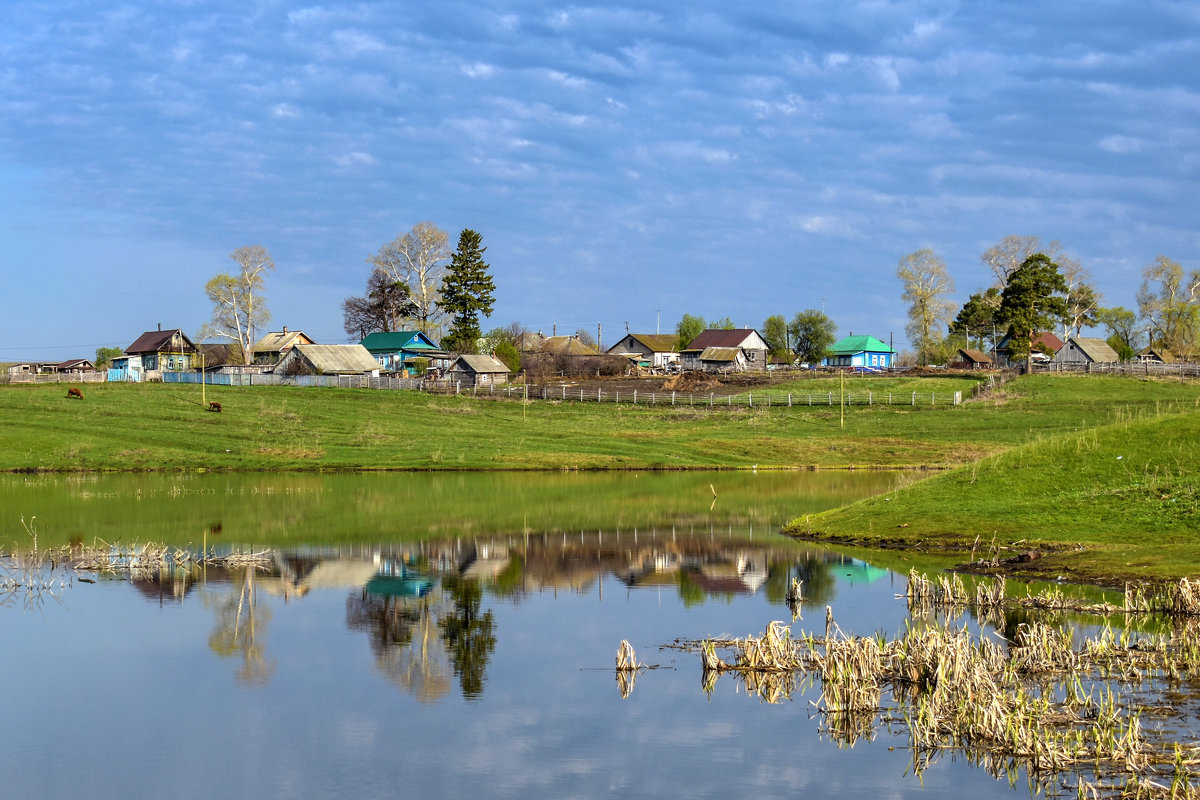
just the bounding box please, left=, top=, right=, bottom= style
left=897, top=249, right=955, bottom=366
left=981, top=235, right=1072, bottom=291
left=1137, top=255, right=1200, bottom=356
left=1059, top=261, right=1101, bottom=342
left=202, top=245, right=275, bottom=366
left=368, top=222, right=451, bottom=337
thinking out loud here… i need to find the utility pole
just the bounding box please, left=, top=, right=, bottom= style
left=597, top=323, right=602, bottom=352
left=656, top=309, right=662, bottom=334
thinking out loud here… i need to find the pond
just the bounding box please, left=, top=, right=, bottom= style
left=0, top=472, right=1188, bottom=799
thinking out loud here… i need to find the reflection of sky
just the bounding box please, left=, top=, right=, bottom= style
left=0, top=559, right=1029, bottom=799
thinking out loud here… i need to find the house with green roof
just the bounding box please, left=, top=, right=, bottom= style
left=822, top=335, right=895, bottom=369
left=359, top=331, right=449, bottom=375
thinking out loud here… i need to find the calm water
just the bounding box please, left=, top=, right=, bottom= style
left=1, top=472, right=1042, bottom=799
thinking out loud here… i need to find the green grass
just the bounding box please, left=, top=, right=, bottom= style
left=1, top=375, right=1197, bottom=472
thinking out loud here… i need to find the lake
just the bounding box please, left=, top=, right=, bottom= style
left=0, top=471, right=1150, bottom=799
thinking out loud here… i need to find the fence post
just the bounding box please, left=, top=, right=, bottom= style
left=828, top=392, right=832, bottom=406
left=633, top=390, right=637, bottom=404
left=931, top=392, right=935, bottom=406
left=671, top=391, right=675, bottom=406
left=562, top=386, right=566, bottom=400
left=788, top=393, right=792, bottom=407
left=954, top=391, right=962, bottom=405
left=869, top=390, right=872, bottom=406
left=749, top=392, right=752, bottom=407
left=912, top=392, right=916, bottom=405
left=616, top=391, right=619, bottom=403
left=580, top=389, right=584, bottom=401
left=598, top=388, right=602, bottom=402
left=456, top=381, right=461, bottom=395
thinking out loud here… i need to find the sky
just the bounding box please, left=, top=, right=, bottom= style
left=2, top=0, right=1198, bottom=361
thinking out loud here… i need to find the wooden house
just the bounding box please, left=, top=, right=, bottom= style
left=949, top=349, right=993, bottom=370
left=275, top=344, right=380, bottom=376
left=360, top=330, right=451, bottom=375
left=1053, top=337, right=1120, bottom=365
left=680, top=329, right=769, bottom=372
left=123, top=327, right=199, bottom=379
left=993, top=331, right=1063, bottom=367
left=446, top=354, right=510, bottom=387
left=605, top=333, right=680, bottom=369
left=252, top=327, right=315, bottom=366
left=822, top=335, right=895, bottom=368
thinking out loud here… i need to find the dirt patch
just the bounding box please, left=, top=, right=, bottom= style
left=662, top=372, right=722, bottom=392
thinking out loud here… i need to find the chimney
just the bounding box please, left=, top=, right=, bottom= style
left=157, top=322, right=161, bottom=331
left=283, top=325, right=288, bottom=334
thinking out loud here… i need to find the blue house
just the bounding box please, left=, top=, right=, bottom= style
left=360, top=331, right=448, bottom=375
left=822, top=335, right=895, bottom=368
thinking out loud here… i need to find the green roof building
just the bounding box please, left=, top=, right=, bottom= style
left=822, top=335, right=895, bottom=368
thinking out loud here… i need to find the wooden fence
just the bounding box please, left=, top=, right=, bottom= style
left=1040, top=361, right=1200, bottom=378
left=1, top=371, right=108, bottom=385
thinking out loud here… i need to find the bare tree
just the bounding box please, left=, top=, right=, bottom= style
left=1059, top=261, right=1101, bottom=342
left=202, top=245, right=275, bottom=365
left=981, top=236, right=1071, bottom=290
left=1137, top=255, right=1200, bottom=355
left=368, top=222, right=451, bottom=337
left=342, top=267, right=419, bottom=340
left=897, top=249, right=955, bottom=366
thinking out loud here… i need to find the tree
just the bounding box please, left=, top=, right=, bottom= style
left=1137, top=255, right=1200, bottom=356
left=710, top=316, right=736, bottom=330
left=1059, top=262, right=1101, bottom=342
left=997, top=253, right=1069, bottom=371
left=437, top=229, right=495, bottom=353
left=202, top=245, right=275, bottom=366
left=1096, top=306, right=1139, bottom=360
left=368, top=222, right=451, bottom=337
left=573, top=327, right=597, bottom=348
left=950, top=287, right=1001, bottom=350
left=342, top=267, right=420, bottom=340
left=897, top=249, right=955, bottom=366
left=788, top=309, right=836, bottom=366
left=762, top=315, right=789, bottom=360
left=981, top=235, right=1072, bottom=291
left=94, top=346, right=123, bottom=369
left=675, top=314, right=706, bottom=351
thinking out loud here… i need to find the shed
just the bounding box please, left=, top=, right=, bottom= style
left=994, top=331, right=1063, bottom=367
left=681, top=329, right=769, bottom=372
left=447, top=354, right=510, bottom=387
left=950, top=349, right=993, bottom=370
left=605, top=333, right=680, bottom=369
left=1137, top=346, right=1177, bottom=364
left=1053, top=337, right=1120, bottom=365
left=252, top=327, right=315, bottom=365
left=55, top=358, right=96, bottom=373
left=275, top=344, right=381, bottom=376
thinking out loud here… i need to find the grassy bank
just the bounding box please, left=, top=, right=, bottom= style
left=2, top=374, right=1196, bottom=472
left=785, top=403, right=1200, bottom=584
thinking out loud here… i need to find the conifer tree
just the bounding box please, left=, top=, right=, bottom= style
left=437, top=229, right=496, bottom=353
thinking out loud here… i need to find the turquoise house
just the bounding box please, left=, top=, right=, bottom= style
left=360, top=331, right=446, bottom=375
left=822, top=335, right=895, bottom=368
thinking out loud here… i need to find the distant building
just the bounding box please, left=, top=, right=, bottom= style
left=605, top=333, right=680, bottom=369
left=252, top=327, right=316, bottom=366
left=993, top=331, right=1063, bottom=367
left=950, top=349, right=993, bottom=370
left=121, top=327, right=199, bottom=380
left=1053, top=337, right=1120, bottom=365
left=822, top=335, right=895, bottom=369
left=360, top=330, right=450, bottom=375
left=446, top=354, right=510, bottom=387
left=275, top=344, right=381, bottom=376
left=681, top=329, right=769, bottom=372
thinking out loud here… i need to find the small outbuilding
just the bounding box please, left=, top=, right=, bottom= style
left=1137, top=346, right=1177, bottom=364
left=950, top=349, right=994, bottom=370
left=681, top=329, right=769, bottom=372
left=446, top=354, right=511, bottom=387
left=1052, top=337, right=1120, bottom=365
left=275, top=344, right=381, bottom=376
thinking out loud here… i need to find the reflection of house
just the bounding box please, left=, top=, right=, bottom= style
left=994, top=331, right=1062, bottom=367
left=1053, top=337, right=1119, bottom=365
left=681, top=329, right=769, bottom=372
left=605, top=334, right=680, bottom=369
left=275, top=344, right=381, bottom=376
left=446, top=354, right=510, bottom=387
left=360, top=330, right=450, bottom=375
left=252, top=327, right=315, bottom=366
left=822, top=335, right=895, bottom=368
left=122, top=327, right=199, bottom=379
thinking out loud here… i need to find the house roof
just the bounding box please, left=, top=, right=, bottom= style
left=827, top=335, right=894, bottom=355
left=359, top=330, right=438, bottom=352
left=621, top=333, right=679, bottom=354
left=699, top=346, right=742, bottom=363
left=291, top=344, right=380, bottom=374
left=197, top=342, right=242, bottom=368
left=56, top=358, right=94, bottom=370
left=536, top=336, right=602, bottom=356
left=997, top=331, right=1064, bottom=353
left=957, top=348, right=992, bottom=364
left=452, top=354, right=511, bottom=374
left=125, top=328, right=197, bottom=355
left=686, top=329, right=763, bottom=350
left=1067, top=337, right=1120, bottom=363
left=253, top=329, right=313, bottom=353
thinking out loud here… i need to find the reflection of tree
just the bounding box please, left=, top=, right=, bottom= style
left=208, top=568, right=276, bottom=685
left=439, top=577, right=496, bottom=699
left=347, top=591, right=453, bottom=703
left=676, top=571, right=706, bottom=608
left=777, top=556, right=836, bottom=605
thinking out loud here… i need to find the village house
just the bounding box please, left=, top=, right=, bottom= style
left=114, top=327, right=199, bottom=381
left=1052, top=337, right=1120, bottom=366
left=605, top=333, right=680, bottom=370
left=822, top=335, right=895, bottom=369
left=949, top=349, right=994, bottom=370
left=446, top=354, right=510, bottom=387
left=252, top=327, right=316, bottom=366
left=360, top=330, right=451, bottom=375
left=993, top=331, right=1063, bottom=368
left=274, top=344, right=381, bottom=376
left=680, top=329, right=769, bottom=373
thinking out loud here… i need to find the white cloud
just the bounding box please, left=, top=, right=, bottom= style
left=1099, top=135, right=1141, bottom=154
left=332, top=29, right=386, bottom=56
left=334, top=151, right=376, bottom=168
left=271, top=103, right=300, bottom=119
left=461, top=63, right=495, bottom=79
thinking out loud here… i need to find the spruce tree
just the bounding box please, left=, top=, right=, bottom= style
left=437, top=229, right=496, bottom=353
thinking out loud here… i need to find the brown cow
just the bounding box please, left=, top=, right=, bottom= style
left=208, top=401, right=222, bottom=413
left=67, top=387, right=84, bottom=399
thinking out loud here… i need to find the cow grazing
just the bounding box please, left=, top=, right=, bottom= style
left=67, top=387, right=84, bottom=399
left=208, top=401, right=222, bottom=413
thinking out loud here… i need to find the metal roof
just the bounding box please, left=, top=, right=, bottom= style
left=452, top=354, right=511, bottom=374
left=1066, top=337, right=1120, bottom=363
left=359, top=330, right=438, bottom=352
left=616, top=333, right=679, bottom=353
left=827, top=335, right=893, bottom=355
left=291, top=344, right=380, bottom=373
left=698, top=346, right=741, bottom=362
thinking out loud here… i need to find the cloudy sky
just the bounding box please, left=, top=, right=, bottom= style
left=2, top=0, right=1197, bottom=359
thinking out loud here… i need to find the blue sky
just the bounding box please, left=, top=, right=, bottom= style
left=2, top=0, right=1198, bottom=360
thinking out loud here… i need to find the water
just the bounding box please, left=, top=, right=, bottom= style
left=0, top=472, right=1052, bottom=799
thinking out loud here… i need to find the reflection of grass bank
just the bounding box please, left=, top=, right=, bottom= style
left=787, top=407, right=1200, bottom=584
left=3, top=375, right=1195, bottom=471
